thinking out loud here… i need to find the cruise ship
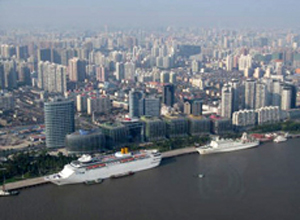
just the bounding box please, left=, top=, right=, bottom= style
left=45, top=148, right=161, bottom=185
left=196, top=133, right=259, bottom=155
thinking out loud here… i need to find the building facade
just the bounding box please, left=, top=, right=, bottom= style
left=44, top=98, right=75, bottom=148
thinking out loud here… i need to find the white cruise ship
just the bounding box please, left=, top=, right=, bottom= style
left=45, top=148, right=161, bottom=185
left=196, top=133, right=259, bottom=155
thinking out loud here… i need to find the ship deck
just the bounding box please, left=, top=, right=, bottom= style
left=71, top=150, right=149, bottom=168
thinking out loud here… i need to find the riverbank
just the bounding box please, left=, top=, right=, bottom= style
left=3, top=147, right=198, bottom=190
left=5, top=134, right=300, bottom=191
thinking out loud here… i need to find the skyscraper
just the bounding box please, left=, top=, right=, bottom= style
left=226, top=55, right=233, bottom=71
left=245, top=79, right=256, bottom=109
left=281, top=87, right=292, bottom=110
left=129, top=89, right=143, bottom=118
left=38, top=48, right=52, bottom=63
left=16, top=45, right=29, bottom=60
left=44, top=98, right=75, bottom=148
left=0, top=63, right=5, bottom=89
left=229, top=79, right=240, bottom=112
left=192, top=100, right=203, bottom=116
left=96, top=65, right=107, bottom=82
left=68, top=58, right=86, bottom=82
left=124, top=61, right=135, bottom=80
left=38, top=61, right=67, bottom=94
left=116, top=62, right=125, bottom=81
left=221, top=84, right=233, bottom=118
left=163, top=84, right=175, bottom=107
left=3, top=60, right=17, bottom=89
left=18, top=63, right=31, bottom=85
left=255, top=82, right=267, bottom=109
left=142, top=97, right=161, bottom=117
left=272, top=80, right=282, bottom=107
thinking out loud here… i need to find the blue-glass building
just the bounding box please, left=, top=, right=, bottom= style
left=44, top=98, right=75, bottom=148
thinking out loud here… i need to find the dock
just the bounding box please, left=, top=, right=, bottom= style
left=4, top=177, right=49, bottom=191
left=162, top=147, right=197, bottom=158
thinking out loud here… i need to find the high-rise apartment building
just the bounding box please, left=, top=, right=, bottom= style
left=87, top=96, right=111, bottom=115
left=281, top=87, right=292, bottom=110
left=142, top=98, right=161, bottom=117
left=3, top=60, right=17, bottom=89
left=38, top=61, right=67, bottom=94
left=124, top=61, right=135, bottom=80
left=68, top=58, right=86, bottom=82
left=129, top=89, right=143, bottom=118
left=245, top=79, right=256, bottom=109
left=38, top=48, right=52, bottom=63
left=255, top=82, right=267, bottom=109
left=163, top=84, right=175, bottom=107
left=221, top=84, right=233, bottom=118
left=116, top=62, right=125, bottom=81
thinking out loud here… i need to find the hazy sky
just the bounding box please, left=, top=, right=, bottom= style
left=0, top=0, right=299, bottom=29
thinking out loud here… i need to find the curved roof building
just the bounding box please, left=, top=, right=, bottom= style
left=66, top=129, right=106, bottom=154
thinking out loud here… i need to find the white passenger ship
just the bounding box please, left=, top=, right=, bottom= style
left=196, top=133, right=260, bottom=155
left=45, top=148, right=161, bottom=185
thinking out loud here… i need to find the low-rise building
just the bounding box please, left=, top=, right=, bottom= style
left=188, top=115, right=210, bottom=135
left=163, top=114, right=188, bottom=138
left=232, top=109, right=256, bottom=130
left=140, top=116, right=166, bottom=141
left=256, top=106, right=280, bottom=125
left=0, top=92, right=14, bottom=111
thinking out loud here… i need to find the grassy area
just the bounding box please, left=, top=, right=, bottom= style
left=0, top=150, right=76, bottom=184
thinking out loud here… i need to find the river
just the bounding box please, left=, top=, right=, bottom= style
left=1, top=139, right=300, bottom=220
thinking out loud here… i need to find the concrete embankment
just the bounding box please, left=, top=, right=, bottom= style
left=5, top=177, right=49, bottom=191
left=161, top=147, right=197, bottom=158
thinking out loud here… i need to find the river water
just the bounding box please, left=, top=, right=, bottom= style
left=1, top=139, right=300, bottom=220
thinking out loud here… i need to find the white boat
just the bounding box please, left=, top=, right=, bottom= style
left=198, top=174, right=204, bottom=178
left=0, top=189, right=19, bottom=197
left=274, top=135, right=287, bottom=143
left=196, top=132, right=260, bottom=155
left=45, top=148, right=161, bottom=185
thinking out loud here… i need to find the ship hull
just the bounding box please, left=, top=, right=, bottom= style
left=196, top=141, right=259, bottom=155
left=46, top=155, right=161, bottom=185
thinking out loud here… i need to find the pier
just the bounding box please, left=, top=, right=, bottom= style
left=4, top=177, right=49, bottom=191
left=162, top=147, right=197, bottom=158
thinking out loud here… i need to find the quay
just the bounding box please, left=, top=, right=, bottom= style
left=161, top=147, right=197, bottom=159
left=5, top=177, right=49, bottom=191
left=3, top=147, right=197, bottom=191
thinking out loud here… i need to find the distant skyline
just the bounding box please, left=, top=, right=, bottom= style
left=0, top=0, right=299, bottom=29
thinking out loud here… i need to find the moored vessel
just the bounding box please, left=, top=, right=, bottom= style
left=0, top=168, right=19, bottom=197
left=45, top=148, right=161, bottom=185
left=274, top=135, right=287, bottom=143
left=196, top=132, right=259, bottom=155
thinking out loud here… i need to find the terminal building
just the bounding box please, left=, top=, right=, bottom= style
left=65, top=129, right=106, bottom=154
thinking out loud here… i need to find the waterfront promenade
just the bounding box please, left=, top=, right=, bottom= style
left=161, top=147, right=197, bottom=158
left=5, top=177, right=49, bottom=190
